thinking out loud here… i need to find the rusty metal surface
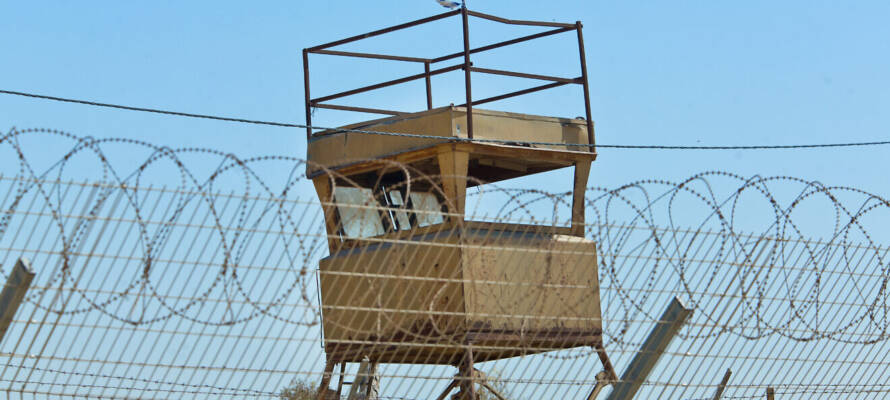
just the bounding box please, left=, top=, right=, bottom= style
left=302, top=8, right=593, bottom=149
left=575, top=21, right=595, bottom=150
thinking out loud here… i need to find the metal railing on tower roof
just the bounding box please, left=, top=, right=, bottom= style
left=302, top=7, right=595, bottom=150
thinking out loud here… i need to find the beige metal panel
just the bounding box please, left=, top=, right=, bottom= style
left=395, top=234, right=467, bottom=337
left=307, top=108, right=455, bottom=175
left=461, top=229, right=600, bottom=333
left=319, top=245, right=399, bottom=343
left=450, top=108, right=590, bottom=152
left=462, top=230, right=550, bottom=330
left=548, top=234, right=601, bottom=330
left=306, top=106, right=593, bottom=175
left=319, top=233, right=465, bottom=350
left=319, top=226, right=601, bottom=363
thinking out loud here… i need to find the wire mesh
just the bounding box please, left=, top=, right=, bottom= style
left=1, top=127, right=889, bottom=399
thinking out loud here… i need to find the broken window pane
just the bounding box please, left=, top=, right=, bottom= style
left=409, top=192, right=444, bottom=227
left=333, top=187, right=385, bottom=238
left=387, top=190, right=412, bottom=231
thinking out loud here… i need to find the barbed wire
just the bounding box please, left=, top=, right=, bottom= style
left=1, top=127, right=890, bottom=398
left=0, top=362, right=277, bottom=396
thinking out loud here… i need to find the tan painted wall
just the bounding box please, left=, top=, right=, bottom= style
left=462, top=230, right=600, bottom=333
left=319, top=232, right=465, bottom=346
left=451, top=108, right=590, bottom=152
left=318, top=226, right=601, bottom=363
left=307, top=108, right=455, bottom=176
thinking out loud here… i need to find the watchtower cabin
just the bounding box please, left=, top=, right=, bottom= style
left=305, top=7, right=615, bottom=399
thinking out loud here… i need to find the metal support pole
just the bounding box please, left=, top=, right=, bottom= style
left=575, top=21, right=595, bottom=153
left=425, top=62, right=433, bottom=110
left=766, top=387, right=775, bottom=400
left=606, top=297, right=693, bottom=400
left=587, top=371, right=612, bottom=400
left=336, top=362, right=346, bottom=398
left=0, top=258, right=35, bottom=344
left=347, top=356, right=379, bottom=400
left=316, top=357, right=335, bottom=400
left=587, top=341, right=618, bottom=400
left=303, top=49, right=313, bottom=141
left=434, top=379, right=459, bottom=400
left=460, top=6, right=474, bottom=139
left=458, top=348, right=476, bottom=399
left=474, top=369, right=507, bottom=400
left=711, top=369, right=732, bottom=400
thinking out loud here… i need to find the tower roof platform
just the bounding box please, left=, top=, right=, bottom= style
left=306, top=105, right=595, bottom=185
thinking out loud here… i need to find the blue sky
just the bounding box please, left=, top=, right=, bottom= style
left=2, top=1, right=888, bottom=194
left=2, top=2, right=889, bottom=398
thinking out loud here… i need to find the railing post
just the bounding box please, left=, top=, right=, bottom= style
left=461, top=6, right=474, bottom=139
left=425, top=62, right=433, bottom=110
left=303, top=49, right=313, bottom=141
left=575, top=21, right=595, bottom=153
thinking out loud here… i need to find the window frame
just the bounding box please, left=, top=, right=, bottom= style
left=332, top=184, right=448, bottom=240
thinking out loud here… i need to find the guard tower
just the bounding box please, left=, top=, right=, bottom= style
left=305, top=7, right=615, bottom=399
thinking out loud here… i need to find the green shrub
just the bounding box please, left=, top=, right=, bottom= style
left=279, top=379, right=317, bottom=400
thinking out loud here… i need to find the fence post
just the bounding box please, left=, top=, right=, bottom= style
left=606, top=297, right=693, bottom=400
left=711, top=369, right=732, bottom=400
left=0, top=258, right=35, bottom=344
